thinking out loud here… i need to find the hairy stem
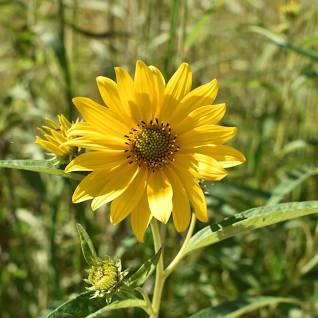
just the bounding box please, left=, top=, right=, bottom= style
left=150, top=220, right=165, bottom=318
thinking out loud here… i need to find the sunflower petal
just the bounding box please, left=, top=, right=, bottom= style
left=90, top=165, right=139, bottom=211
left=149, top=65, right=165, bottom=118
left=115, top=66, right=141, bottom=123
left=192, top=153, right=228, bottom=181
left=72, top=97, right=129, bottom=134
left=131, top=190, right=152, bottom=242
left=170, top=79, right=218, bottom=124
left=165, top=167, right=191, bottom=232
left=179, top=126, right=237, bottom=148
left=172, top=164, right=208, bottom=222
left=183, top=145, right=246, bottom=168
left=147, top=170, right=173, bottom=223
left=160, top=63, right=192, bottom=121
left=96, top=76, right=132, bottom=126
left=134, top=60, right=155, bottom=121
left=174, top=103, right=226, bottom=134
left=65, top=150, right=125, bottom=172
left=110, top=169, right=148, bottom=224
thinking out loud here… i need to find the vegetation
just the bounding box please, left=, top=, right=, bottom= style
left=0, top=0, right=317, bottom=317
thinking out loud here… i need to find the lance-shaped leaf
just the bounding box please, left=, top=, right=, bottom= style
left=46, top=292, right=146, bottom=318
left=267, top=166, right=318, bottom=205
left=126, top=248, right=162, bottom=287
left=0, top=159, right=82, bottom=180
left=46, top=292, right=104, bottom=318
left=184, top=201, right=318, bottom=256
left=85, top=299, right=147, bottom=318
left=77, top=223, right=99, bottom=266
left=187, top=296, right=299, bottom=318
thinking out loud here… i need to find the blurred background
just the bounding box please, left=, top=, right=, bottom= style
left=0, top=0, right=318, bottom=317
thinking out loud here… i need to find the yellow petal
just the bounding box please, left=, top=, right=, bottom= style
left=96, top=76, right=132, bottom=126
left=110, top=169, right=148, bottom=224
left=115, top=66, right=141, bottom=124
left=179, top=126, right=237, bottom=148
left=149, top=65, right=165, bottom=118
left=72, top=164, right=138, bottom=205
left=170, top=79, right=218, bottom=125
left=174, top=103, right=226, bottom=134
left=35, top=137, right=65, bottom=156
left=72, top=170, right=108, bottom=203
left=72, top=97, right=129, bottom=135
left=172, top=164, right=208, bottom=222
left=90, top=165, right=139, bottom=210
left=183, top=145, right=246, bottom=168
left=147, top=170, right=173, bottom=223
left=65, top=150, right=126, bottom=172
left=65, top=135, right=126, bottom=151
left=165, top=167, right=191, bottom=232
left=192, top=153, right=228, bottom=181
left=134, top=60, right=155, bottom=122
left=131, top=190, right=152, bottom=242
left=160, top=63, right=192, bottom=121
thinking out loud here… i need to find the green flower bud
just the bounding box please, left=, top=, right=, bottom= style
left=84, top=257, right=127, bottom=302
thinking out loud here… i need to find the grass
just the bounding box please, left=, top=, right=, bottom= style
left=0, top=0, right=317, bottom=317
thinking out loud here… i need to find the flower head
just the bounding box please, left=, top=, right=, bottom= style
left=85, top=257, right=125, bottom=302
left=65, top=61, right=245, bottom=241
left=35, top=114, right=79, bottom=163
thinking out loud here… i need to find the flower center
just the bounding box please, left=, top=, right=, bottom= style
left=125, top=119, right=179, bottom=170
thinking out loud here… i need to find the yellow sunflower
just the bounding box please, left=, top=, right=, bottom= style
left=35, top=114, right=78, bottom=162
left=65, top=61, right=245, bottom=241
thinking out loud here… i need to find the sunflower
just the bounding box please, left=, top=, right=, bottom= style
left=35, top=114, right=78, bottom=163
left=65, top=61, right=245, bottom=241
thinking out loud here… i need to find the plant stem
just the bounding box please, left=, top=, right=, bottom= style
left=149, top=215, right=196, bottom=317
left=150, top=220, right=165, bottom=318
left=164, top=214, right=196, bottom=277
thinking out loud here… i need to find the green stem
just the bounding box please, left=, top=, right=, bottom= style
left=149, top=215, right=196, bottom=317
left=57, top=0, right=73, bottom=119
left=150, top=220, right=165, bottom=318
left=164, top=214, right=196, bottom=277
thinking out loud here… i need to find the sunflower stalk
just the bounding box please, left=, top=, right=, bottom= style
left=150, top=215, right=196, bottom=317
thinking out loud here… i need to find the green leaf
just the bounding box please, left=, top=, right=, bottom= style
left=184, top=201, right=318, bottom=255
left=126, top=248, right=162, bottom=287
left=248, top=26, right=318, bottom=61
left=46, top=292, right=104, bottom=318
left=0, top=159, right=82, bottom=180
left=187, top=296, right=299, bottom=318
left=46, top=293, right=145, bottom=318
left=76, top=224, right=99, bottom=266
left=267, top=166, right=318, bottom=205
left=85, top=299, right=146, bottom=318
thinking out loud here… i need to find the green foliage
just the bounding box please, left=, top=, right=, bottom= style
left=185, top=201, right=318, bottom=255
left=267, top=166, right=318, bottom=205
left=127, top=248, right=161, bottom=288
left=0, top=159, right=82, bottom=180
left=46, top=292, right=145, bottom=318
left=1, top=0, right=318, bottom=317
left=77, top=223, right=99, bottom=266
left=187, top=296, right=299, bottom=318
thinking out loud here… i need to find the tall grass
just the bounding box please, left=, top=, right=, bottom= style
left=0, top=0, right=317, bottom=317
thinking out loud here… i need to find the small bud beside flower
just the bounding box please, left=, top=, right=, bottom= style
left=84, top=257, right=128, bottom=302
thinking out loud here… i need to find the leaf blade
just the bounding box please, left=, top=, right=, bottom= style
left=267, top=166, right=318, bottom=205
left=187, top=296, right=299, bottom=318
left=126, top=248, right=162, bottom=287
left=76, top=223, right=99, bottom=266
left=85, top=299, right=146, bottom=318
left=0, top=159, right=82, bottom=180
left=185, top=201, right=318, bottom=255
